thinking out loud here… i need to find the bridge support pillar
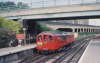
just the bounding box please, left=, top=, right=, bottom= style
left=83, top=28, right=85, bottom=32
left=73, top=28, right=75, bottom=32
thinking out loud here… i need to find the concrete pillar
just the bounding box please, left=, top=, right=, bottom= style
left=80, top=28, right=83, bottom=32
left=80, top=28, right=82, bottom=32
left=80, top=28, right=81, bottom=32
left=77, top=28, right=80, bottom=32
left=76, top=28, right=78, bottom=32
left=83, top=28, right=84, bottom=32
left=73, top=28, right=75, bottom=32
left=79, top=28, right=81, bottom=32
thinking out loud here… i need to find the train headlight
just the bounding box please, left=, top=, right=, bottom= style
left=37, top=42, right=43, bottom=46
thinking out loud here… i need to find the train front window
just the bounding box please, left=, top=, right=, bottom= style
left=44, top=35, right=47, bottom=41
left=38, top=36, right=42, bottom=40
left=48, top=36, right=53, bottom=40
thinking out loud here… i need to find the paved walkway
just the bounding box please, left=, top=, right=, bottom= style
left=78, top=39, right=100, bottom=63
left=0, top=44, right=36, bottom=57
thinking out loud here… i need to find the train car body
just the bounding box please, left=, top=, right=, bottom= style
left=36, top=31, right=75, bottom=51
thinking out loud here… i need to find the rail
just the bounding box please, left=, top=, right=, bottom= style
left=18, top=37, right=91, bottom=63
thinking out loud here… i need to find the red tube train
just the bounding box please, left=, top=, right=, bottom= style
left=36, top=31, right=75, bottom=53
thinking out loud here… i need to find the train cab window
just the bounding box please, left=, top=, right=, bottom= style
left=44, top=35, right=47, bottom=41
left=38, top=36, right=42, bottom=40
left=48, top=36, right=53, bottom=40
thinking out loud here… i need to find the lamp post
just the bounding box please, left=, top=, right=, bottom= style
left=23, top=27, right=27, bottom=45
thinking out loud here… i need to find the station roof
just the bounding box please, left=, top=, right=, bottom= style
left=39, top=21, right=100, bottom=27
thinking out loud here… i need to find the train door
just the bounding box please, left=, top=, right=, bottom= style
left=43, top=35, right=55, bottom=49
left=66, top=35, right=73, bottom=44
left=42, top=35, right=48, bottom=48
left=66, top=35, right=70, bottom=44
left=59, top=35, right=66, bottom=46
left=47, top=35, right=53, bottom=43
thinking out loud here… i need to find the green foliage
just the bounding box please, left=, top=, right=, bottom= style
left=0, top=2, right=29, bottom=11
left=37, top=23, right=53, bottom=31
left=17, top=2, right=29, bottom=9
left=0, top=17, right=21, bottom=33
left=0, top=2, right=16, bottom=7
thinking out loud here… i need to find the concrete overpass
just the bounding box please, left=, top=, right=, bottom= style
left=0, top=3, right=100, bottom=20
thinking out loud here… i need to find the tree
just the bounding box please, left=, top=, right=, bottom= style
left=0, top=2, right=16, bottom=8
left=17, top=2, right=29, bottom=9
left=0, top=2, right=29, bottom=11
left=0, top=2, right=5, bottom=7
left=0, top=17, right=21, bottom=33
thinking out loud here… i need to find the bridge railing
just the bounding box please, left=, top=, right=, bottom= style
left=0, top=0, right=100, bottom=12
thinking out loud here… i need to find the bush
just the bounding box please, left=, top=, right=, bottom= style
left=0, top=28, right=18, bottom=48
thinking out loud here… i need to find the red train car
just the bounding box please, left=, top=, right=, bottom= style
left=36, top=31, right=75, bottom=52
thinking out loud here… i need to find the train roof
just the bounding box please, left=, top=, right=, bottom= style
left=38, top=31, right=73, bottom=36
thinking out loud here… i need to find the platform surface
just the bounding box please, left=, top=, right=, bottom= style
left=78, top=39, right=100, bottom=63
left=0, top=44, right=36, bottom=57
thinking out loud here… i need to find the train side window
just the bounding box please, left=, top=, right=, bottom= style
left=38, top=36, right=42, bottom=40
left=66, top=35, right=71, bottom=38
left=69, top=35, right=73, bottom=38
left=60, top=36, right=66, bottom=40
left=48, top=36, right=53, bottom=40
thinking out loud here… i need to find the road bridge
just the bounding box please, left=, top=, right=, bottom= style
left=0, top=3, right=100, bottom=20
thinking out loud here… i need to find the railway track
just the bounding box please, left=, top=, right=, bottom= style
left=45, top=38, right=90, bottom=63
left=19, top=37, right=91, bottom=63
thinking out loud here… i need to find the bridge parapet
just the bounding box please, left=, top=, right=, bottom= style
left=0, top=3, right=100, bottom=17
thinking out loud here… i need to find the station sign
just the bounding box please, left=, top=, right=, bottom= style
left=16, top=34, right=24, bottom=40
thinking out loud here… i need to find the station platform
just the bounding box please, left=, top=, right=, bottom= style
left=78, top=39, right=100, bottom=63
left=0, top=44, right=36, bottom=57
